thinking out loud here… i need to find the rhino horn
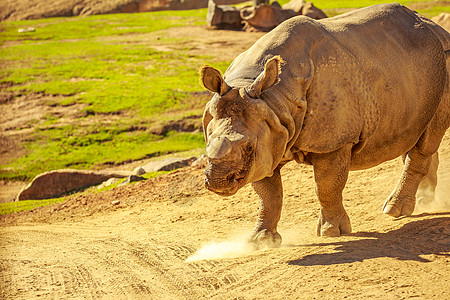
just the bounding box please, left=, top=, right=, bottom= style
left=206, top=136, right=232, bottom=159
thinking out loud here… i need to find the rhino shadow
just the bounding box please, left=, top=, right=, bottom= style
left=288, top=215, right=450, bottom=266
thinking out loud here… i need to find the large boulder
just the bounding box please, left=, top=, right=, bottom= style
left=281, top=0, right=305, bottom=13
left=299, top=2, right=327, bottom=19
left=241, top=3, right=297, bottom=32
left=17, top=169, right=132, bottom=201
left=282, top=0, right=326, bottom=19
left=207, top=0, right=243, bottom=29
left=432, top=13, right=450, bottom=32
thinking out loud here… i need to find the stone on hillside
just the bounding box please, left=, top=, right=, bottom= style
left=18, top=27, right=35, bottom=33
left=133, top=167, right=146, bottom=176
left=17, top=169, right=132, bottom=201
left=253, top=0, right=269, bottom=6
left=191, top=154, right=208, bottom=168
left=282, top=0, right=326, bottom=19
left=142, top=157, right=196, bottom=173
left=97, top=177, right=121, bottom=189
left=207, top=0, right=242, bottom=28
left=241, top=3, right=296, bottom=32
left=300, top=2, right=326, bottom=19
left=118, top=175, right=146, bottom=186
left=432, top=13, right=450, bottom=32
left=281, top=0, right=305, bottom=13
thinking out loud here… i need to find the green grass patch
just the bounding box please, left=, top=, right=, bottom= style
left=0, top=2, right=446, bottom=182
left=2, top=40, right=210, bottom=114
left=0, top=10, right=206, bottom=42
left=0, top=9, right=216, bottom=180
left=3, top=127, right=205, bottom=180
left=0, top=198, right=66, bottom=215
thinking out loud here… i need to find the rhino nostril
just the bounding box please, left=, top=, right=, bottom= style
left=226, top=173, right=236, bottom=183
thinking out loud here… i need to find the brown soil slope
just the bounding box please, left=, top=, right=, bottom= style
left=0, top=134, right=449, bottom=299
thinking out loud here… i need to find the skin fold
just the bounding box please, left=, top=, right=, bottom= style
left=200, top=3, right=450, bottom=248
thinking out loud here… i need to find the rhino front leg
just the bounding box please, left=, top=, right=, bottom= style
left=250, top=166, right=283, bottom=249
left=309, top=144, right=352, bottom=237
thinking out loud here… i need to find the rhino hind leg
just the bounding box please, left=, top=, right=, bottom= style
left=382, top=148, right=432, bottom=217
left=310, top=144, right=353, bottom=237
left=384, top=151, right=439, bottom=217
left=416, top=152, right=439, bottom=208
left=383, top=121, right=448, bottom=217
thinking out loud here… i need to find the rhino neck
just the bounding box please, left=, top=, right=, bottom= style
left=261, top=85, right=307, bottom=166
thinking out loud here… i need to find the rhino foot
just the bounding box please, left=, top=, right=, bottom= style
left=317, top=210, right=351, bottom=237
left=382, top=193, right=415, bottom=217
left=249, top=229, right=282, bottom=250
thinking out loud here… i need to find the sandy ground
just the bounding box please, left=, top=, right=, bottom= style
left=0, top=130, right=449, bottom=299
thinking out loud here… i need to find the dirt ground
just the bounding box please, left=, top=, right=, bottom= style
left=0, top=131, right=449, bottom=299
left=1, top=17, right=450, bottom=300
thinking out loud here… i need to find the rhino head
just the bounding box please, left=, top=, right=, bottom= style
left=200, top=56, right=289, bottom=196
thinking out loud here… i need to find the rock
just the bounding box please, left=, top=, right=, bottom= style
left=241, top=3, right=297, bottom=32
left=17, top=169, right=132, bottom=201
left=282, top=1, right=326, bottom=19
left=191, top=154, right=208, bottom=168
left=281, top=0, right=305, bottom=13
left=111, top=200, right=120, bottom=205
left=253, top=0, right=269, bottom=6
left=432, top=13, right=450, bottom=32
left=18, top=27, right=35, bottom=33
left=133, top=167, right=146, bottom=176
left=300, top=2, right=326, bottom=19
left=207, top=0, right=243, bottom=29
left=97, top=177, right=121, bottom=189
left=118, top=175, right=146, bottom=186
left=142, top=157, right=196, bottom=173
left=271, top=1, right=281, bottom=9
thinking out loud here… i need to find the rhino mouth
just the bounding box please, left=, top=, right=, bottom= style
left=204, top=146, right=254, bottom=196
left=204, top=165, right=249, bottom=196
left=208, top=172, right=247, bottom=196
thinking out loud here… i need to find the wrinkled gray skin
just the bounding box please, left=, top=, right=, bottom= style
left=201, top=3, right=450, bottom=248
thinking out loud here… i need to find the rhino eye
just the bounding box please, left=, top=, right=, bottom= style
left=245, top=145, right=253, bottom=155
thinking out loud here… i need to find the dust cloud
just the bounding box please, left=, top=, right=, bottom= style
left=185, top=229, right=313, bottom=262
left=414, top=178, right=450, bottom=214
left=186, top=236, right=256, bottom=262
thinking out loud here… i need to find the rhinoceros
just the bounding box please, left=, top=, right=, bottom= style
left=200, top=3, right=450, bottom=248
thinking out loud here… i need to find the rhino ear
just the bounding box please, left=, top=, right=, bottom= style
left=247, top=55, right=284, bottom=98
left=202, top=103, right=213, bottom=144
left=200, top=66, right=230, bottom=96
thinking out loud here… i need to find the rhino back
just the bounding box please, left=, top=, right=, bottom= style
left=224, top=15, right=323, bottom=87
left=224, top=3, right=448, bottom=168
left=315, top=3, right=448, bottom=167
